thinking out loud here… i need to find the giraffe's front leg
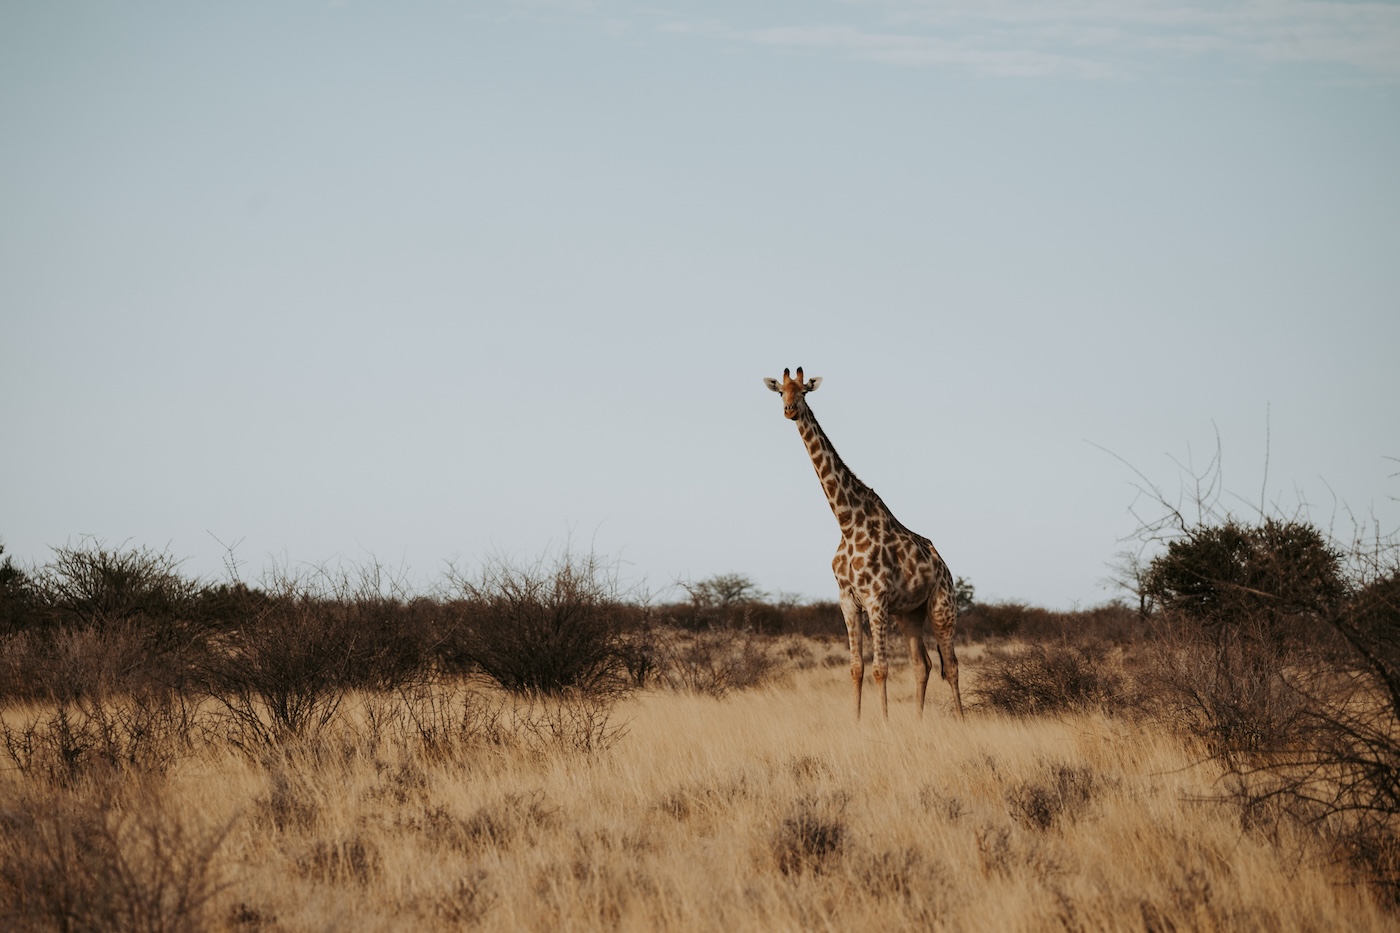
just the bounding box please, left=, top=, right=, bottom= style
left=839, top=588, right=864, bottom=719
left=865, top=600, right=891, bottom=720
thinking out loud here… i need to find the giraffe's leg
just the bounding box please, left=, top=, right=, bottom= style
left=866, top=601, right=892, bottom=720
left=839, top=589, right=865, bottom=720
left=930, top=586, right=964, bottom=718
left=898, top=610, right=933, bottom=717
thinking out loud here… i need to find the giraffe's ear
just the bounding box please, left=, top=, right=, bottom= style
left=763, top=377, right=782, bottom=393
left=805, top=377, right=822, bottom=392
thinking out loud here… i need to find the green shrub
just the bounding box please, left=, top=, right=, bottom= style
left=1141, top=519, right=1345, bottom=638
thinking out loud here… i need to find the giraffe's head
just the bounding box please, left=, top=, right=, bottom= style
left=763, top=367, right=822, bottom=420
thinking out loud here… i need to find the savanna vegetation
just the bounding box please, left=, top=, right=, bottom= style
left=1, top=475, right=1397, bottom=932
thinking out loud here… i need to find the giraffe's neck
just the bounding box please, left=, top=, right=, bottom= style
left=794, top=408, right=883, bottom=535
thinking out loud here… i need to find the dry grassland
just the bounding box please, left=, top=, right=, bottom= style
left=3, top=640, right=1392, bottom=932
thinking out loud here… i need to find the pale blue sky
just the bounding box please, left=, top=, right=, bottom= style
left=3, top=1, right=1397, bottom=607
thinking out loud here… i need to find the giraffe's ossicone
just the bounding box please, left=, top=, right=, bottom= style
left=764, top=367, right=964, bottom=720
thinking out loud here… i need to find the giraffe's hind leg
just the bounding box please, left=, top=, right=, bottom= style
left=897, top=610, right=933, bottom=717
left=929, top=587, right=964, bottom=718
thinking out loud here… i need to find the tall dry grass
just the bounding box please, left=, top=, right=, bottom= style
left=3, top=649, right=1390, bottom=932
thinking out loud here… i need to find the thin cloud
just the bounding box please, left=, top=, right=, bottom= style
left=647, top=0, right=1400, bottom=81
left=845, top=0, right=1400, bottom=78
left=495, top=1, right=1400, bottom=81
left=722, top=22, right=1129, bottom=78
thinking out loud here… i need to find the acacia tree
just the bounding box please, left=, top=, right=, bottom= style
left=953, top=576, right=975, bottom=614
left=682, top=574, right=765, bottom=612
left=678, top=574, right=769, bottom=630
left=1141, top=518, right=1346, bottom=640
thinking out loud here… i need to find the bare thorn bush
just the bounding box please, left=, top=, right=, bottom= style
left=203, top=559, right=432, bottom=752
left=0, top=785, right=230, bottom=933
left=505, top=693, right=629, bottom=758
left=651, top=628, right=776, bottom=697
left=444, top=550, right=645, bottom=700
left=1, top=693, right=195, bottom=787
left=204, top=597, right=354, bottom=753
left=973, top=640, right=1125, bottom=716
left=1140, top=621, right=1310, bottom=758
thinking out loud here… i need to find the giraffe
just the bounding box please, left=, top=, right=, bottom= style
left=764, top=367, right=964, bottom=720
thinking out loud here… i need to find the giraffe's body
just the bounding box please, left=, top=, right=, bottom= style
left=765, top=367, right=963, bottom=719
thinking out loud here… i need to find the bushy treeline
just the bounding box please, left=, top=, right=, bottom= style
left=0, top=543, right=830, bottom=712
left=0, top=536, right=1153, bottom=753
left=0, top=538, right=1159, bottom=710
left=0, top=542, right=448, bottom=706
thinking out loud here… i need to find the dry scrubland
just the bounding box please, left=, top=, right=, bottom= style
left=2, top=526, right=1398, bottom=932
left=2, top=646, right=1393, bottom=933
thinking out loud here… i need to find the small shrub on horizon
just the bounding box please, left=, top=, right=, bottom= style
left=676, top=573, right=765, bottom=631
